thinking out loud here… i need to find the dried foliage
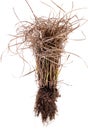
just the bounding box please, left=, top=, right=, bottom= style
left=8, top=0, right=83, bottom=123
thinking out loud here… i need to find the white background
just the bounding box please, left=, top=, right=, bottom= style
left=0, top=0, right=88, bottom=129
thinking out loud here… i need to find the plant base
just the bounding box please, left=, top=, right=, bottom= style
left=34, top=86, right=60, bottom=122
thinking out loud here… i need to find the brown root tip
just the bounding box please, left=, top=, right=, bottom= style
left=34, top=86, right=60, bottom=122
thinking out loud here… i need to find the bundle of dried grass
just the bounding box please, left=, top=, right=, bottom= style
left=8, top=1, right=83, bottom=123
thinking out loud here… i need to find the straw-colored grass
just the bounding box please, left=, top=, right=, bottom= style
left=8, top=0, right=85, bottom=123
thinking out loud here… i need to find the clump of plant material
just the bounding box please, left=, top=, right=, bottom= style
left=8, top=1, right=83, bottom=123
